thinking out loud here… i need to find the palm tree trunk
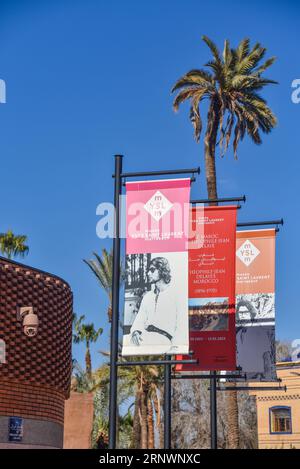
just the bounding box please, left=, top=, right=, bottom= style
left=138, top=374, right=148, bottom=449
left=204, top=100, right=240, bottom=448
left=153, top=390, right=162, bottom=448
left=204, top=144, right=218, bottom=200
left=85, top=345, right=92, bottom=377
left=159, top=390, right=164, bottom=449
left=226, top=385, right=239, bottom=448
left=139, top=391, right=148, bottom=449
left=116, top=404, right=120, bottom=449
left=204, top=101, right=219, bottom=201
left=108, top=305, right=112, bottom=323
left=147, top=396, right=155, bottom=449
left=131, top=392, right=141, bottom=448
left=159, top=422, right=164, bottom=449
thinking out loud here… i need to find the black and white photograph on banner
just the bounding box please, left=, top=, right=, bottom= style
left=122, top=252, right=189, bottom=355
left=189, top=297, right=229, bottom=332
left=236, top=325, right=277, bottom=381
left=236, top=293, right=275, bottom=325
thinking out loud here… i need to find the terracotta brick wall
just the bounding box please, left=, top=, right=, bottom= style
left=0, top=257, right=73, bottom=396
left=0, top=257, right=73, bottom=428
left=0, top=379, right=65, bottom=425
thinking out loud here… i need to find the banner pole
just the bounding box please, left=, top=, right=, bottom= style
left=210, top=370, right=218, bottom=449
left=116, top=358, right=197, bottom=366
left=164, top=354, right=172, bottom=449
left=108, top=154, right=123, bottom=449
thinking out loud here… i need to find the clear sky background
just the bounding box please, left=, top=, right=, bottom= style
left=0, top=0, right=299, bottom=369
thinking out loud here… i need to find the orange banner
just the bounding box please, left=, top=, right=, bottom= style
left=236, top=229, right=275, bottom=295
left=235, top=229, right=276, bottom=381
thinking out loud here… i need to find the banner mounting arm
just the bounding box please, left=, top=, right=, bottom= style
left=113, top=166, right=201, bottom=179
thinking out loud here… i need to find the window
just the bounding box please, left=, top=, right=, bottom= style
left=270, top=406, right=292, bottom=434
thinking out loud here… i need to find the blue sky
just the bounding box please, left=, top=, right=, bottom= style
left=0, top=0, right=299, bottom=369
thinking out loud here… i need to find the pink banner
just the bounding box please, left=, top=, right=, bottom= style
left=122, top=178, right=191, bottom=356
left=126, top=178, right=191, bottom=254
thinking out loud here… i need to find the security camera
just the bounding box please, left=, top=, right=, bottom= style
left=18, top=307, right=39, bottom=337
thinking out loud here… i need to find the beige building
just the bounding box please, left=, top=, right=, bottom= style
left=250, top=361, right=300, bottom=449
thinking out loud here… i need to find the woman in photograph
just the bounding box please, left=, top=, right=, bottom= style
left=129, top=257, right=182, bottom=352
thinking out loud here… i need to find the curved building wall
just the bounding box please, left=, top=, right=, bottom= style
left=0, top=257, right=73, bottom=448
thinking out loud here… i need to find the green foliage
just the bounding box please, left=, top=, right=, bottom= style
left=72, top=314, right=103, bottom=375
left=171, top=36, right=277, bottom=159
left=92, top=385, right=109, bottom=448
left=71, top=360, right=95, bottom=392
left=0, top=229, right=29, bottom=259
left=84, top=248, right=124, bottom=322
left=73, top=313, right=103, bottom=347
left=84, top=249, right=113, bottom=304
left=91, top=363, right=135, bottom=449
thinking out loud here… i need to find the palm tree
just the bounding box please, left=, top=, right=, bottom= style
left=172, top=36, right=277, bottom=199
left=226, top=388, right=240, bottom=448
left=85, top=248, right=162, bottom=448
left=71, top=359, right=95, bottom=392
left=95, top=356, right=162, bottom=449
left=93, top=362, right=135, bottom=449
left=0, top=229, right=29, bottom=259
left=73, top=314, right=103, bottom=377
left=70, top=361, right=133, bottom=449
left=172, top=36, right=278, bottom=449
left=84, top=249, right=114, bottom=322
left=119, top=357, right=163, bottom=449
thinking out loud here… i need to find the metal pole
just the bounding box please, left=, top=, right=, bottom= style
left=214, top=385, right=287, bottom=392
left=108, top=154, right=123, bottom=449
left=237, top=219, right=283, bottom=228
left=164, top=355, right=172, bottom=449
left=172, top=373, right=246, bottom=380
left=210, top=371, right=217, bottom=449
left=118, top=167, right=200, bottom=179
left=191, top=195, right=246, bottom=204
left=116, top=358, right=197, bottom=366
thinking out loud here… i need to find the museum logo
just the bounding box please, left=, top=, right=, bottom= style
left=144, top=190, right=173, bottom=221
left=236, top=239, right=260, bottom=267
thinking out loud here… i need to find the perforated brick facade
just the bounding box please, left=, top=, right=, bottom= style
left=0, top=257, right=73, bottom=448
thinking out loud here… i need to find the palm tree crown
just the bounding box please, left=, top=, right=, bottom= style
left=172, top=36, right=277, bottom=198
left=73, top=315, right=103, bottom=346
left=84, top=249, right=124, bottom=322
left=73, top=314, right=103, bottom=376
left=0, top=229, right=29, bottom=259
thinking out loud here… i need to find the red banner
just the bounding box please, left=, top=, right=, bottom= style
left=177, top=205, right=237, bottom=371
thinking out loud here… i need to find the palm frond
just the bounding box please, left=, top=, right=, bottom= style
left=171, top=69, right=213, bottom=93
left=173, top=87, right=206, bottom=112
left=236, top=38, right=250, bottom=62
left=172, top=36, right=277, bottom=162
left=253, top=56, right=276, bottom=75
left=0, top=230, right=29, bottom=260
left=223, top=39, right=232, bottom=68
left=202, top=35, right=221, bottom=63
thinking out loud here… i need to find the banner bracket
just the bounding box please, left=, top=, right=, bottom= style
left=191, top=195, right=246, bottom=204
left=113, top=166, right=201, bottom=179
